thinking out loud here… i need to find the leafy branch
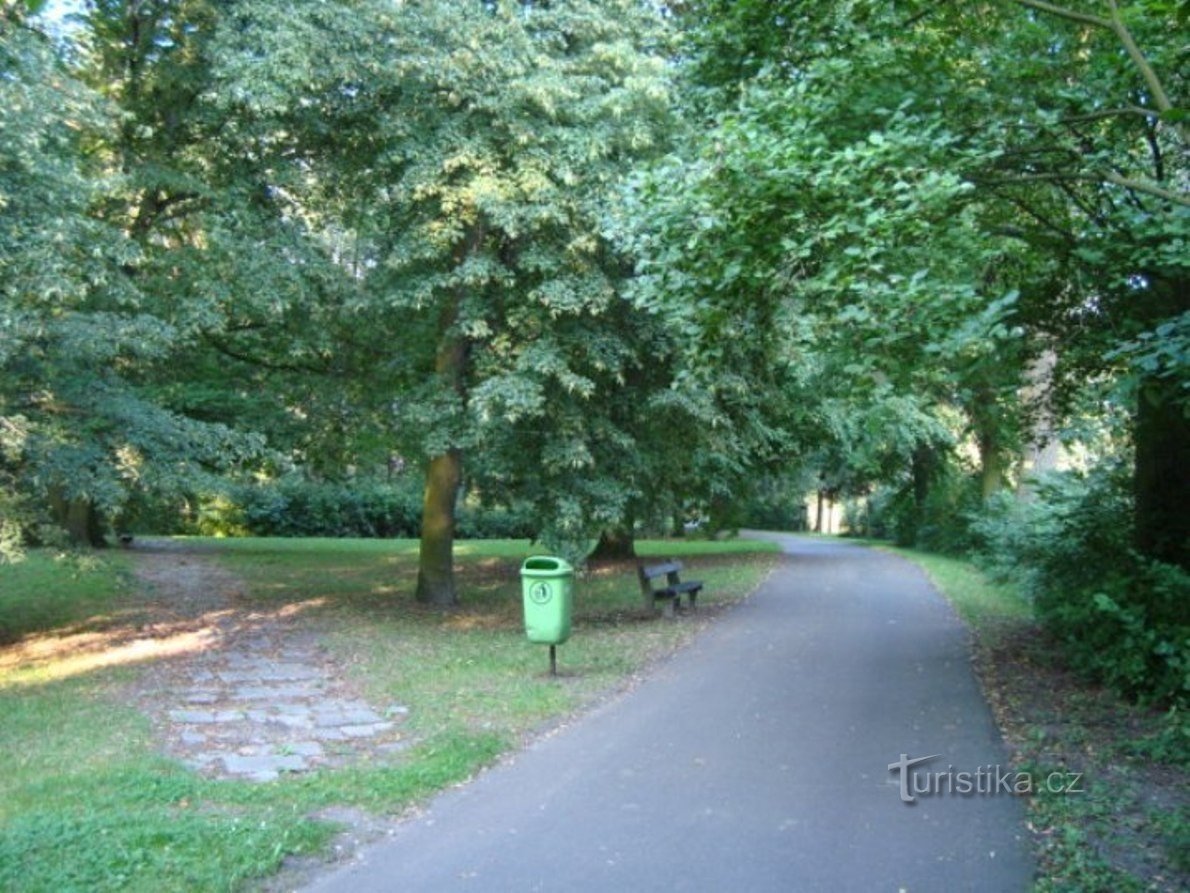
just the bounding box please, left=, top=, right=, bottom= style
left=1012, top=0, right=1182, bottom=134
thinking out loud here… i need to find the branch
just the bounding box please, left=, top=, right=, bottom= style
left=1002, top=194, right=1080, bottom=244
left=1060, top=106, right=1161, bottom=125
left=1101, top=172, right=1190, bottom=206
left=201, top=335, right=333, bottom=376
left=1105, top=0, right=1173, bottom=114
left=972, top=170, right=1190, bottom=206
left=900, top=0, right=954, bottom=29
left=1142, top=117, right=1165, bottom=183
left=1012, top=0, right=1109, bottom=30
left=1012, top=0, right=1183, bottom=143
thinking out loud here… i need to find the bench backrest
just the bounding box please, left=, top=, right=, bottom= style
left=638, top=560, right=682, bottom=587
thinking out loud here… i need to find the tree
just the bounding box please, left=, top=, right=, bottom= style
left=0, top=1, right=331, bottom=550
left=665, top=0, right=1187, bottom=562
left=627, top=10, right=1041, bottom=542
left=212, top=0, right=677, bottom=603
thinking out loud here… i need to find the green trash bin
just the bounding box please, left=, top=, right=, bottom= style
left=521, top=556, right=574, bottom=646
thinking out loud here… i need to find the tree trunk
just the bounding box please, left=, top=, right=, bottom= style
left=899, top=443, right=939, bottom=546
left=978, top=428, right=1009, bottom=500
left=911, top=444, right=935, bottom=513
left=49, top=488, right=106, bottom=547
left=416, top=448, right=463, bottom=606
left=414, top=245, right=475, bottom=606
left=1134, top=376, right=1190, bottom=570
left=815, top=488, right=825, bottom=533
left=1017, top=350, right=1061, bottom=501
left=1131, top=272, right=1189, bottom=571
left=590, top=526, right=637, bottom=562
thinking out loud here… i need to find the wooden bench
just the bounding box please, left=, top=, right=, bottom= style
left=637, top=559, right=703, bottom=617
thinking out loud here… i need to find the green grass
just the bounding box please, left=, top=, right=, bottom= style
left=874, top=544, right=1031, bottom=629
left=0, top=536, right=778, bottom=892
left=0, top=671, right=338, bottom=893
left=0, top=551, right=134, bottom=645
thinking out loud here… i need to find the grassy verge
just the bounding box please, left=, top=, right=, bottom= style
left=0, top=537, right=779, bottom=892
left=0, top=550, right=134, bottom=645
left=883, top=542, right=1189, bottom=893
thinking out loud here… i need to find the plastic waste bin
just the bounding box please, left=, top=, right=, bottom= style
left=520, top=556, right=574, bottom=646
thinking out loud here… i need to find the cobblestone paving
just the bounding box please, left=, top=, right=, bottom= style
left=128, top=543, right=410, bottom=782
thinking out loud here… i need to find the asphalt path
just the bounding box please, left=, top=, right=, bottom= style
left=305, top=534, right=1034, bottom=892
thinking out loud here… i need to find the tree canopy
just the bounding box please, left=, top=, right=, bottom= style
left=3, top=0, right=1186, bottom=597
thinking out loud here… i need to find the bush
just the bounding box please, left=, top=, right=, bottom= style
left=192, top=478, right=421, bottom=538
left=866, top=468, right=981, bottom=553
left=971, top=466, right=1190, bottom=707
left=187, top=477, right=535, bottom=541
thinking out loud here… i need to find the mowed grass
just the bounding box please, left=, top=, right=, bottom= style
left=208, top=536, right=779, bottom=743
left=874, top=544, right=1032, bottom=630
left=0, top=551, right=135, bottom=645
left=0, top=536, right=779, bottom=892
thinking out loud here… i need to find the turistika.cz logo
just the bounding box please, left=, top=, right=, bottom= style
left=887, top=754, right=1084, bottom=804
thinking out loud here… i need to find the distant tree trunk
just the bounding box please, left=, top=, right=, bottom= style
left=590, top=526, right=637, bottom=562
left=1017, top=350, right=1061, bottom=501
left=901, top=443, right=940, bottom=546
left=49, top=488, right=105, bottom=547
left=1134, top=375, right=1190, bottom=571
left=815, top=488, right=825, bottom=533
left=977, top=427, right=1009, bottom=500
left=911, top=444, right=936, bottom=513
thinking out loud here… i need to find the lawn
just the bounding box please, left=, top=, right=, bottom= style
left=0, top=536, right=779, bottom=892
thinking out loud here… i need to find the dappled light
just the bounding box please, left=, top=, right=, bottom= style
left=0, top=598, right=328, bottom=688
left=1, top=0, right=1186, bottom=887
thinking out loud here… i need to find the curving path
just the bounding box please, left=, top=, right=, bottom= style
left=304, top=534, right=1034, bottom=892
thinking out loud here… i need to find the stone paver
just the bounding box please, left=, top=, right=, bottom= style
left=144, top=634, right=412, bottom=780
left=128, top=544, right=413, bottom=782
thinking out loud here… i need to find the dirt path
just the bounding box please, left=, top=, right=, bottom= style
left=124, top=541, right=411, bottom=782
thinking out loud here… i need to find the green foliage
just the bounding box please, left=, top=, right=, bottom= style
left=187, top=476, right=535, bottom=541
left=972, top=468, right=1190, bottom=706
left=865, top=465, right=982, bottom=553
left=207, top=0, right=685, bottom=583
left=1, top=11, right=275, bottom=545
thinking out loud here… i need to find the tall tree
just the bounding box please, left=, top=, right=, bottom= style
left=628, top=8, right=1038, bottom=536
left=667, top=0, right=1186, bottom=561
left=213, top=0, right=676, bottom=603
left=1, top=3, right=263, bottom=548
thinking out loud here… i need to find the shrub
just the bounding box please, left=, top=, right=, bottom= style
left=186, top=476, right=534, bottom=541
left=972, top=465, right=1189, bottom=707
left=866, top=468, right=981, bottom=553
